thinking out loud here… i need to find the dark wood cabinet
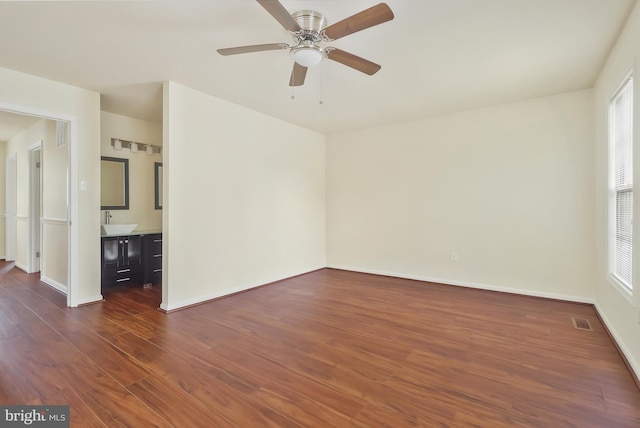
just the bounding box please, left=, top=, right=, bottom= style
left=142, top=233, right=162, bottom=286
left=101, top=235, right=142, bottom=285
left=101, top=232, right=162, bottom=287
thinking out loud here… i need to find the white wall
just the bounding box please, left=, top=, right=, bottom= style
left=327, top=89, right=596, bottom=302
left=0, top=66, right=101, bottom=306
left=42, top=120, right=69, bottom=290
left=593, top=1, right=640, bottom=376
left=162, top=82, right=326, bottom=311
left=100, top=111, right=162, bottom=231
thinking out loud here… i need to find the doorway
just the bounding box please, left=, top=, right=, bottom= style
left=0, top=107, right=75, bottom=306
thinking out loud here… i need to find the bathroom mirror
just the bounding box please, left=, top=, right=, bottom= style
left=101, top=156, right=129, bottom=209
left=155, top=162, right=163, bottom=209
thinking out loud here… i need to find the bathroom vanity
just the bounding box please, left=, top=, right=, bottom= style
left=101, top=231, right=162, bottom=287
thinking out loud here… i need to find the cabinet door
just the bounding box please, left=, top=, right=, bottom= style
left=102, top=237, right=120, bottom=269
left=124, top=235, right=142, bottom=266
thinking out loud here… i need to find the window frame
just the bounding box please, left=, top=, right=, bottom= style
left=608, top=71, right=634, bottom=297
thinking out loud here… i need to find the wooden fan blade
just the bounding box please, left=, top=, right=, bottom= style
left=323, top=3, right=394, bottom=41
left=256, top=0, right=301, bottom=32
left=217, top=43, right=289, bottom=56
left=326, top=48, right=381, bottom=75
left=289, top=63, right=308, bottom=87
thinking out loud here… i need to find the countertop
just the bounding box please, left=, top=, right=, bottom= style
left=100, top=228, right=162, bottom=237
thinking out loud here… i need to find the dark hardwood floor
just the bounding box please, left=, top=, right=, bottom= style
left=0, top=261, right=639, bottom=427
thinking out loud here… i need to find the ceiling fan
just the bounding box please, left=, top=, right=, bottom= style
left=217, top=1, right=394, bottom=87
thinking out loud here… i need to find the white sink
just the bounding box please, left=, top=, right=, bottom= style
left=101, top=223, right=138, bottom=235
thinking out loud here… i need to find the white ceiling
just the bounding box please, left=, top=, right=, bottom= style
left=0, top=0, right=636, bottom=135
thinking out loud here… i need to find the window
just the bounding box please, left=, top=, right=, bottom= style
left=609, top=75, right=633, bottom=291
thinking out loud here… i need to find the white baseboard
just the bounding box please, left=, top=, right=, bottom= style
left=327, top=264, right=595, bottom=304
left=14, top=262, right=28, bottom=273
left=40, top=275, right=67, bottom=294
left=594, top=302, right=640, bottom=382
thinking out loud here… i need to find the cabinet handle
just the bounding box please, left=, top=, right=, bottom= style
left=153, top=254, right=162, bottom=258
left=153, top=269, right=162, bottom=273
left=116, top=268, right=131, bottom=273
left=116, top=278, right=130, bottom=282
left=153, top=239, right=162, bottom=243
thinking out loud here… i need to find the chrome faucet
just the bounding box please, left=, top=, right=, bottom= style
left=105, top=211, right=112, bottom=224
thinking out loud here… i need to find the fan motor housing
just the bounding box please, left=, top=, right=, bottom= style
left=291, top=10, right=327, bottom=42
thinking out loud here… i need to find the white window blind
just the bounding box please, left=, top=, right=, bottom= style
left=610, top=76, right=633, bottom=290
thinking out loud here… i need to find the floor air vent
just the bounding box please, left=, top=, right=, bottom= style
left=571, top=317, right=593, bottom=331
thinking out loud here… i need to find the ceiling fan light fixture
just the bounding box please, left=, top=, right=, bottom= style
left=218, top=2, right=395, bottom=86
left=291, top=42, right=324, bottom=67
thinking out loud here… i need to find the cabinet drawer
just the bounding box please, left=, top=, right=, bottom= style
left=146, top=234, right=163, bottom=254
left=150, top=254, right=162, bottom=267
left=150, top=240, right=162, bottom=254
left=149, top=268, right=162, bottom=284
left=102, top=264, right=142, bottom=286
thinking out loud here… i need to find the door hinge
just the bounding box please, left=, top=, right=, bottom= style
left=36, top=161, right=40, bottom=168
left=36, top=252, right=40, bottom=258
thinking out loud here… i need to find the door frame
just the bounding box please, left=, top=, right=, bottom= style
left=5, top=153, right=16, bottom=262
left=27, top=141, right=42, bottom=274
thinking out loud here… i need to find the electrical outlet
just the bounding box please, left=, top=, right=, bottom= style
left=450, top=251, right=458, bottom=262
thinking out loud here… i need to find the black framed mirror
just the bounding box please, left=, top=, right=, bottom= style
left=155, top=162, right=163, bottom=209
left=101, top=156, right=129, bottom=210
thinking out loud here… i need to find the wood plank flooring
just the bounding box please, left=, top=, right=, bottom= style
left=1, top=261, right=639, bottom=427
